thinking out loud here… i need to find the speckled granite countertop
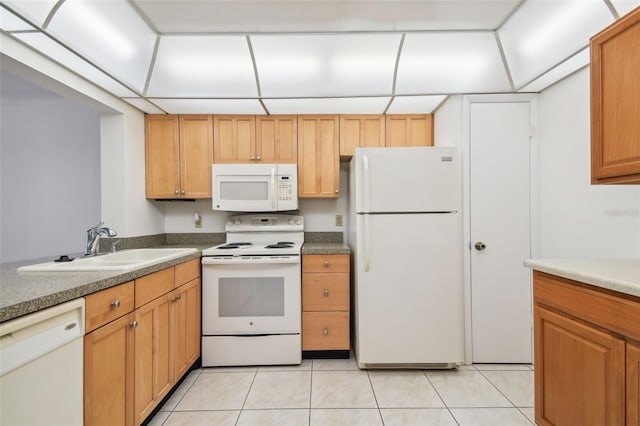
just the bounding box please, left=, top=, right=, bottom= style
left=524, top=258, right=640, bottom=298
left=0, top=245, right=209, bottom=323
left=302, top=242, right=351, bottom=255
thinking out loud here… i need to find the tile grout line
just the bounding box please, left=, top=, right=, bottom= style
left=476, top=369, right=535, bottom=424
left=234, top=368, right=259, bottom=426
left=365, top=370, right=386, bottom=426
left=422, top=370, right=461, bottom=426
left=159, top=367, right=203, bottom=423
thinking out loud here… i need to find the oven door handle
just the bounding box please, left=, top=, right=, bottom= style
left=201, top=257, right=300, bottom=265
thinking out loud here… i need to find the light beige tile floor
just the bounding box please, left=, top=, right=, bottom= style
left=148, top=357, right=535, bottom=426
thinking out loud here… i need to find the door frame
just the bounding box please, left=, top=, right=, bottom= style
left=460, top=94, right=540, bottom=364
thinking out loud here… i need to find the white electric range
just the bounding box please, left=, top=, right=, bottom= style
left=201, top=214, right=304, bottom=367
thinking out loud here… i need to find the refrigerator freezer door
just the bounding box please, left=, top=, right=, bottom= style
left=352, top=147, right=461, bottom=214
left=352, top=213, right=464, bottom=366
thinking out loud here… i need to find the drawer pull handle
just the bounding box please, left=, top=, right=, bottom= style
left=323, top=328, right=329, bottom=336
left=111, top=300, right=121, bottom=308
left=130, top=320, right=138, bottom=328
left=323, top=261, right=329, bottom=268
left=323, top=290, right=329, bottom=297
left=172, top=295, right=183, bottom=303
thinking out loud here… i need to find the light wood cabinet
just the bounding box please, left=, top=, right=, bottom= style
left=629, top=343, right=640, bottom=425
left=84, top=258, right=201, bottom=426
left=297, top=115, right=340, bottom=198
left=213, top=115, right=256, bottom=163
left=145, top=115, right=213, bottom=199
left=256, top=115, right=298, bottom=163
left=533, top=271, right=640, bottom=425
left=385, top=114, right=434, bottom=147
left=302, top=254, right=350, bottom=352
left=339, top=115, right=385, bottom=160
left=134, top=293, right=173, bottom=425
left=84, top=311, right=135, bottom=426
left=591, top=7, right=640, bottom=184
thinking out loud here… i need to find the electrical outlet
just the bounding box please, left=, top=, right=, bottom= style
left=194, top=213, right=202, bottom=228
left=335, top=214, right=343, bottom=227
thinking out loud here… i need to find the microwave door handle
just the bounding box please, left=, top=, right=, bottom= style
left=271, top=168, right=277, bottom=210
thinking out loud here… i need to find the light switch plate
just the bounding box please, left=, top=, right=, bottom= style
left=335, top=214, right=343, bottom=227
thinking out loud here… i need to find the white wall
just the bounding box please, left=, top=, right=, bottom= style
left=538, top=67, right=640, bottom=258
left=434, top=95, right=463, bottom=148
left=0, top=76, right=101, bottom=262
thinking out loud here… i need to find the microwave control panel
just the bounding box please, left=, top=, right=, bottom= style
left=278, top=176, right=293, bottom=201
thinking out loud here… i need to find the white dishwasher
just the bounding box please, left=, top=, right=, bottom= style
left=0, top=298, right=85, bottom=426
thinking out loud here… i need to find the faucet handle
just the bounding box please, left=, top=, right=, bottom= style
left=111, top=239, right=122, bottom=253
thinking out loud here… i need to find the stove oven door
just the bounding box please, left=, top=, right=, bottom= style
left=201, top=256, right=301, bottom=335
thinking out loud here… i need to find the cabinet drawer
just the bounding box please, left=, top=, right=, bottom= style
left=303, top=254, right=349, bottom=273
left=303, top=273, right=349, bottom=311
left=175, top=258, right=200, bottom=288
left=85, top=281, right=135, bottom=332
left=135, top=267, right=175, bottom=308
left=302, top=312, right=349, bottom=350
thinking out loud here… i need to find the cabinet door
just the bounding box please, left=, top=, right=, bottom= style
left=180, top=115, right=213, bottom=198
left=534, top=306, right=625, bottom=426
left=339, top=115, right=385, bottom=159
left=385, top=115, right=433, bottom=147
left=134, top=293, right=173, bottom=425
left=84, top=313, right=135, bottom=426
left=297, top=115, right=340, bottom=198
left=591, top=8, right=640, bottom=184
left=145, top=115, right=180, bottom=198
left=172, top=278, right=201, bottom=380
left=629, top=342, right=640, bottom=426
left=256, top=115, right=298, bottom=163
left=213, top=115, right=256, bottom=163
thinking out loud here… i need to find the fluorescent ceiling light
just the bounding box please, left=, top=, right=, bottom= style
left=0, top=6, right=35, bottom=31
left=396, top=32, right=511, bottom=94
left=610, top=0, right=640, bottom=17
left=1, top=0, right=57, bottom=27
left=147, top=35, right=258, bottom=97
left=13, top=32, right=137, bottom=98
left=263, top=97, right=390, bottom=114
left=499, top=0, right=613, bottom=88
left=122, top=98, right=166, bottom=114
left=518, top=48, right=590, bottom=93
left=252, top=34, right=401, bottom=97
left=47, top=0, right=156, bottom=91
left=387, top=96, right=447, bottom=114
left=149, top=98, right=266, bottom=114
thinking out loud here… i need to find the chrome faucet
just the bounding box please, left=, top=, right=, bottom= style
left=85, top=222, right=117, bottom=256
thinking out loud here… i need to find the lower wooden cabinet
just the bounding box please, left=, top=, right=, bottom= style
left=533, top=271, right=640, bottom=426
left=84, top=259, right=201, bottom=426
left=302, top=254, right=350, bottom=352
left=84, top=312, right=135, bottom=426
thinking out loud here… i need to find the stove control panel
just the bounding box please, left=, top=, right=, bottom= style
left=225, top=214, right=304, bottom=232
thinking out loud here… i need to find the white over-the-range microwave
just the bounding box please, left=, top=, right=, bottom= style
left=212, top=163, right=298, bottom=212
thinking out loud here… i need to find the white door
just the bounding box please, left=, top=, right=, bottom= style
left=470, top=102, right=532, bottom=363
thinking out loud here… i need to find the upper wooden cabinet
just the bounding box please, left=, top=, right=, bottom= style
left=213, top=115, right=256, bottom=163
left=145, top=115, right=213, bottom=199
left=591, top=7, right=640, bottom=184
left=339, top=115, right=385, bottom=160
left=256, top=115, right=298, bottom=163
left=298, top=115, right=340, bottom=198
left=385, top=114, right=434, bottom=147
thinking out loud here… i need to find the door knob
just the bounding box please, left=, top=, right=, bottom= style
left=475, top=242, right=487, bottom=251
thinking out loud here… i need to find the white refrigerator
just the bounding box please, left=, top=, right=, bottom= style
left=349, top=147, right=464, bottom=368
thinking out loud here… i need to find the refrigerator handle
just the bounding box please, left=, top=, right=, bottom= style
left=363, top=154, right=370, bottom=212
left=364, top=214, right=371, bottom=272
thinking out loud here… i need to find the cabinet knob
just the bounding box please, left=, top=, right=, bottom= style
left=174, top=190, right=179, bottom=195
left=172, top=295, right=182, bottom=303
left=130, top=320, right=138, bottom=328
left=323, top=289, right=329, bottom=297
left=335, top=189, right=339, bottom=193
left=250, top=156, right=255, bottom=160
left=256, top=156, right=261, bottom=161
left=323, top=261, right=329, bottom=268
left=110, top=300, right=121, bottom=308
left=180, top=190, right=185, bottom=195
left=323, top=328, right=329, bottom=336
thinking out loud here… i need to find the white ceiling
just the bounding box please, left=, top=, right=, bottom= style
left=1, top=0, right=638, bottom=115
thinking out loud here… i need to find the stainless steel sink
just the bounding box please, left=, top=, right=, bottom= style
left=17, top=248, right=199, bottom=272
